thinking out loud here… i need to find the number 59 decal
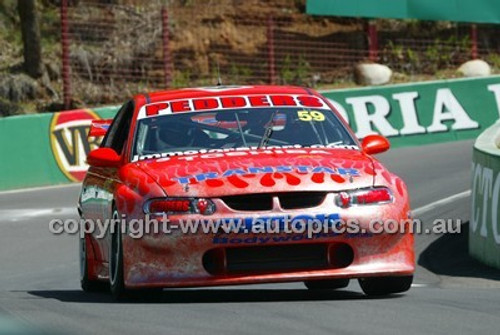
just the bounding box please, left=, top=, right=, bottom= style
left=297, top=110, right=325, bottom=121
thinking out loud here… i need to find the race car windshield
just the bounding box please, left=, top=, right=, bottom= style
left=132, top=107, right=357, bottom=159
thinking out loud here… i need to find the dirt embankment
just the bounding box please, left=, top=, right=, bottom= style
left=1, top=0, right=499, bottom=114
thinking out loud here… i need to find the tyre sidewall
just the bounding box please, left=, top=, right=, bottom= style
left=110, top=209, right=125, bottom=299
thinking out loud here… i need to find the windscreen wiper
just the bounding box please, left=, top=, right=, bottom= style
left=234, top=112, right=248, bottom=147
left=308, top=119, right=325, bottom=146
left=258, top=110, right=278, bottom=149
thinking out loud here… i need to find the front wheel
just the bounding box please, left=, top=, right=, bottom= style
left=358, top=275, right=413, bottom=296
left=109, top=209, right=126, bottom=300
left=80, top=233, right=108, bottom=292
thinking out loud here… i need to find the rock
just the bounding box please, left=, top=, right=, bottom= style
left=457, top=60, right=491, bottom=77
left=45, top=61, right=61, bottom=81
left=354, top=63, right=392, bottom=86
left=72, top=47, right=94, bottom=80
left=41, top=71, right=59, bottom=100
left=0, top=74, right=39, bottom=102
left=0, top=98, right=21, bottom=117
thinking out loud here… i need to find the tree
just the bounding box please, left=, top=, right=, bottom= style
left=18, top=0, right=43, bottom=78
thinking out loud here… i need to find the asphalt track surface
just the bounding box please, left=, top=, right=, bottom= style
left=1, top=139, right=500, bottom=335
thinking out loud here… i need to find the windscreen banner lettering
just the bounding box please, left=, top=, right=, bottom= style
left=139, top=95, right=328, bottom=118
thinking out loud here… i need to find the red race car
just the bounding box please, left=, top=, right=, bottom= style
left=78, top=85, right=414, bottom=300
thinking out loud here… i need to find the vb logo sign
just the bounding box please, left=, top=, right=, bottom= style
left=50, top=110, right=103, bottom=182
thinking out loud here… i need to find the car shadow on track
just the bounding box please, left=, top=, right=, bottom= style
left=418, top=221, right=500, bottom=281
left=26, top=288, right=404, bottom=304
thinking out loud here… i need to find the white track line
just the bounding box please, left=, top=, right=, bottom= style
left=412, top=190, right=471, bottom=217
left=0, top=207, right=78, bottom=222
left=0, top=183, right=81, bottom=195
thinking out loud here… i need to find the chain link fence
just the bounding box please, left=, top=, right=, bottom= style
left=60, top=0, right=500, bottom=107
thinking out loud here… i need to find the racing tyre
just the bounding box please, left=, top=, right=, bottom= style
left=110, top=209, right=127, bottom=301
left=358, top=275, right=413, bottom=296
left=80, top=233, right=108, bottom=292
left=304, top=278, right=350, bottom=290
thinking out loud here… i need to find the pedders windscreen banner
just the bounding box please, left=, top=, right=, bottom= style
left=0, top=76, right=500, bottom=191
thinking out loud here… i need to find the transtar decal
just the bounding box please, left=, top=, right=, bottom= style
left=172, top=165, right=360, bottom=185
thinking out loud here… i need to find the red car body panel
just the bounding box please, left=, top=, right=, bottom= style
left=79, top=85, right=415, bottom=288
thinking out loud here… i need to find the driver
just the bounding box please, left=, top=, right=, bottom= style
left=158, top=120, right=193, bottom=149
left=157, top=119, right=211, bottom=149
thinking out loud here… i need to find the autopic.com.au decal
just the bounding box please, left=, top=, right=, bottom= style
left=50, top=109, right=103, bottom=182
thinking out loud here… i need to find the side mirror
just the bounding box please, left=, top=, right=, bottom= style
left=361, top=134, right=390, bottom=155
left=87, top=148, right=121, bottom=168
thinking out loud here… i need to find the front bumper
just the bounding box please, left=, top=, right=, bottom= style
left=121, top=195, right=415, bottom=288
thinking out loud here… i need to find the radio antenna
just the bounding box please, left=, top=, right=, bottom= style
left=216, top=60, right=223, bottom=86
